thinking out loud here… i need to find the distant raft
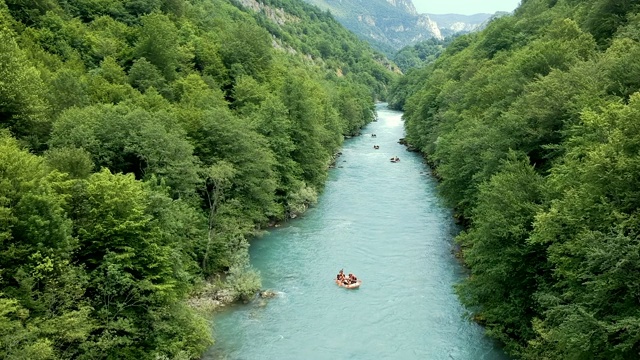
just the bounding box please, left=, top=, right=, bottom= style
left=338, top=279, right=362, bottom=289
left=336, top=270, right=361, bottom=289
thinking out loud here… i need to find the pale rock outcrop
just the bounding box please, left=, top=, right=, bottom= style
left=237, top=0, right=299, bottom=25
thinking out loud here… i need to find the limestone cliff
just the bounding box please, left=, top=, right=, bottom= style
left=302, top=0, right=441, bottom=55
left=300, top=0, right=498, bottom=56
left=426, top=13, right=495, bottom=37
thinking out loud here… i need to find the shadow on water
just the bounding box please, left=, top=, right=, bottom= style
left=204, top=104, right=508, bottom=360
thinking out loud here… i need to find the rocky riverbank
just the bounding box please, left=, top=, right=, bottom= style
left=188, top=281, right=280, bottom=314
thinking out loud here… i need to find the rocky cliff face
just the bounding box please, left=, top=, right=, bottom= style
left=385, top=0, right=417, bottom=15
left=300, top=0, right=494, bottom=55
left=300, top=0, right=496, bottom=56
left=426, top=13, right=494, bottom=37
left=302, top=0, right=441, bottom=55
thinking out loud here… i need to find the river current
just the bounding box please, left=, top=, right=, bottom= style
left=205, top=104, right=507, bottom=360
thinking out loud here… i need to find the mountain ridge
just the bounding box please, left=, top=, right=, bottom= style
left=301, top=0, right=492, bottom=55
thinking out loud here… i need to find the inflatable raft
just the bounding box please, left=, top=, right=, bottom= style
left=336, top=279, right=362, bottom=289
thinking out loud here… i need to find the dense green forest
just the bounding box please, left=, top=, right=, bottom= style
left=389, top=0, right=640, bottom=358
left=0, top=0, right=396, bottom=358
left=392, top=37, right=448, bottom=73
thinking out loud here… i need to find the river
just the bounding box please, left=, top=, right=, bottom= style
left=204, top=103, right=507, bottom=360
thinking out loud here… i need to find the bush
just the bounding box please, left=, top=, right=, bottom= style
left=226, top=266, right=262, bottom=302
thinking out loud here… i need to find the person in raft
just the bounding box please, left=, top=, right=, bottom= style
left=348, top=273, right=358, bottom=283
left=336, top=270, right=358, bottom=285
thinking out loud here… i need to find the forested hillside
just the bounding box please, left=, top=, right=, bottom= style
left=392, top=37, right=449, bottom=73
left=390, top=0, right=640, bottom=358
left=0, top=0, right=396, bottom=358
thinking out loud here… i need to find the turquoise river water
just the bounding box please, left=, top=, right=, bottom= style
left=204, top=104, right=507, bottom=360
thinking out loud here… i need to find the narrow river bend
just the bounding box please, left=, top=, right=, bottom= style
left=205, top=104, right=506, bottom=360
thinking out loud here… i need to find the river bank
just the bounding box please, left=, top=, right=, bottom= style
left=188, top=140, right=352, bottom=314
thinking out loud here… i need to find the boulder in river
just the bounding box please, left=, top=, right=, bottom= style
left=260, top=290, right=278, bottom=299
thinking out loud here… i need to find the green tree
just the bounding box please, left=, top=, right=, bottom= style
left=0, top=26, right=48, bottom=149
left=250, top=94, right=305, bottom=216
left=47, top=68, right=90, bottom=116
left=49, top=104, right=199, bottom=197
left=128, top=57, right=168, bottom=95
left=44, top=147, right=94, bottom=179
left=179, top=107, right=278, bottom=224
left=0, top=134, right=94, bottom=359
left=281, top=70, right=331, bottom=189
left=457, top=152, right=546, bottom=353
left=583, top=0, right=639, bottom=46
left=0, top=134, right=74, bottom=292
left=529, top=96, right=640, bottom=359
left=134, top=13, right=180, bottom=80
left=0, top=296, right=55, bottom=360
left=193, top=32, right=228, bottom=86
left=71, top=169, right=208, bottom=358
left=218, top=19, right=273, bottom=81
